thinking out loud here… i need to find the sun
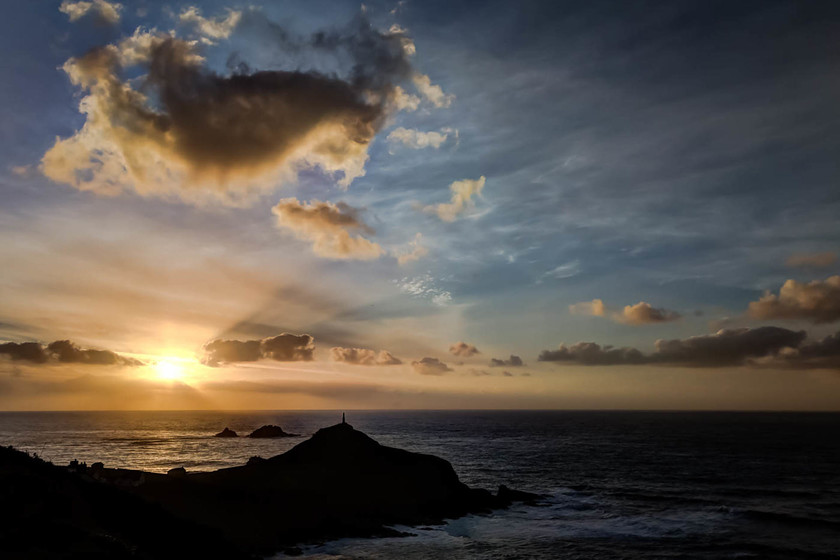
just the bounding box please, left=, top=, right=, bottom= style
left=155, top=359, right=184, bottom=381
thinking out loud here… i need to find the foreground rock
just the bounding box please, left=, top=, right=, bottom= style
left=214, top=427, right=238, bottom=437
left=0, top=446, right=243, bottom=559
left=247, top=424, right=298, bottom=438
left=1, top=423, right=540, bottom=558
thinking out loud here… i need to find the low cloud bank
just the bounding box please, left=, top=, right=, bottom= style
left=0, top=339, right=141, bottom=365
left=203, top=333, right=314, bottom=366
left=538, top=326, right=829, bottom=368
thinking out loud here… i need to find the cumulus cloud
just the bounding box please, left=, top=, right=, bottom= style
left=569, top=299, right=606, bottom=317
left=330, top=347, right=402, bottom=365
left=490, top=355, right=524, bottom=367
left=395, top=233, right=428, bottom=265
left=202, top=333, right=314, bottom=366
left=538, top=327, right=808, bottom=368
left=0, top=340, right=141, bottom=365
left=411, top=73, right=454, bottom=108
left=272, top=198, right=384, bottom=260
left=449, top=341, right=480, bottom=357
left=748, top=276, right=840, bottom=324
left=617, top=302, right=681, bottom=325
left=179, top=6, right=242, bottom=43
left=59, top=0, right=122, bottom=24
left=411, top=357, right=452, bottom=375
left=422, top=176, right=486, bottom=222
left=387, top=127, right=455, bottom=150
left=40, top=15, right=450, bottom=204
left=786, top=252, right=837, bottom=268
left=569, top=299, right=679, bottom=325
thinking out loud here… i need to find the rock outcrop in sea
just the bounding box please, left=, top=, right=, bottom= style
left=247, top=424, right=298, bottom=438
left=214, top=427, right=238, bottom=437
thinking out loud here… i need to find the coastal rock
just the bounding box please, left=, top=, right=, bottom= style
left=1, top=424, right=538, bottom=558
left=0, top=445, right=244, bottom=559
left=247, top=424, right=298, bottom=438
left=214, top=427, right=238, bottom=438
left=497, top=484, right=542, bottom=505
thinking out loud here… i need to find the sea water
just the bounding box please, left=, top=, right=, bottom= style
left=1, top=410, right=838, bottom=559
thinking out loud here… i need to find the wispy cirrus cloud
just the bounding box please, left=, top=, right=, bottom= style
left=786, top=252, right=837, bottom=268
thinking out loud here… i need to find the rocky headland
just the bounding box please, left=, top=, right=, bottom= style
left=0, top=422, right=540, bottom=559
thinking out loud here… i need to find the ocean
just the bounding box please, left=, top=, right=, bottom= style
left=1, top=410, right=838, bottom=559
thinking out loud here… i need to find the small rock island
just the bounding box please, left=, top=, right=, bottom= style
left=213, top=427, right=238, bottom=437
left=246, top=424, right=298, bottom=438
left=0, top=422, right=540, bottom=559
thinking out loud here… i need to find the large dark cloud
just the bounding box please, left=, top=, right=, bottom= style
left=538, top=327, right=811, bottom=368
left=0, top=340, right=141, bottom=366
left=202, top=333, right=314, bottom=366
left=41, top=14, right=442, bottom=201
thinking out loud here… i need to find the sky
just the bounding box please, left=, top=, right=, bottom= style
left=1, top=0, right=839, bottom=410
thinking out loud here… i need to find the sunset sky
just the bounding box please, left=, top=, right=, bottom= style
left=1, top=0, right=839, bottom=410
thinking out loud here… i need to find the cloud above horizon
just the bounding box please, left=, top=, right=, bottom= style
left=748, top=276, right=840, bottom=324
left=490, top=355, right=524, bottom=367
left=618, top=302, right=681, bottom=325
left=330, top=347, right=402, bottom=365
left=538, top=327, right=812, bottom=368
left=0, top=339, right=141, bottom=366
left=449, top=341, right=480, bottom=357
left=569, top=299, right=680, bottom=325
left=202, top=333, right=314, bottom=366
left=411, top=357, right=452, bottom=375
left=272, top=198, right=383, bottom=260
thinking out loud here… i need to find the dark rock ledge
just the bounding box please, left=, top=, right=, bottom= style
left=0, top=423, right=541, bottom=559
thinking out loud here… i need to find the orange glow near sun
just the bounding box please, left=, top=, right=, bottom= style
left=155, top=359, right=185, bottom=381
